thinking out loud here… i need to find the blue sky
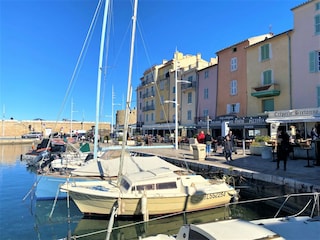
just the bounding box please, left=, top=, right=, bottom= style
left=0, top=0, right=303, bottom=122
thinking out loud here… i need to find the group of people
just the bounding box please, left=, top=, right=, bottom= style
left=197, top=130, right=236, bottom=161
left=195, top=125, right=318, bottom=171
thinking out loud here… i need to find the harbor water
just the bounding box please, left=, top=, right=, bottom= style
left=0, top=144, right=290, bottom=240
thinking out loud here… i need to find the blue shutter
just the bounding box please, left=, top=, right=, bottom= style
left=309, top=51, right=316, bottom=72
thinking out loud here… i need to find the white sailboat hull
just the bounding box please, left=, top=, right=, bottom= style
left=61, top=170, right=237, bottom=216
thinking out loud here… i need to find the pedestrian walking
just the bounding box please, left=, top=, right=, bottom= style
left=224, top=135, right=233, bottom=162
left=227, top=130, right=237, bottom=154
left=204, top=131, right=213, bottom=158
left=277, top=127, right=290, bottom=171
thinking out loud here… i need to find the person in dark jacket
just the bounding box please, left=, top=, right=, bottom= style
left=204, top=131, right=213, bottom=158
left=224, top=135, right=233, bottom=162
left=277, top=127, right=290, bottom=171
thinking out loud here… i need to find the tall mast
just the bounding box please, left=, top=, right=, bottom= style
left=117, top=0, right=138, bottom=184
left=93, top=0, right=110, bottom=160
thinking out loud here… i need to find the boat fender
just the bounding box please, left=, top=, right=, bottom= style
left=118, top=197, right=125, bottom=214
left=230, top=191, right=240, bottom=202
left=141, top=194, right=147, bottom=214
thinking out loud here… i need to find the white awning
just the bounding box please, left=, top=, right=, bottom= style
left=266, top=115, right=320, bottom=123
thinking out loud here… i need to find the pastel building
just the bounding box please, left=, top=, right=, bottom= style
left=291, top=0, right=320, bottom=108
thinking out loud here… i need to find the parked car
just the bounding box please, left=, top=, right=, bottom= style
left=21, top=131, right=43, bottom=139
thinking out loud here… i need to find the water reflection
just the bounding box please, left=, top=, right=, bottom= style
left=0, top=143, right=30, bottom=164
left=72, top=207, right=231, bottom=240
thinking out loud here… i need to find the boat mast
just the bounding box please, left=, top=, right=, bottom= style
left=94, top=0, right=110, bottom=160
left=117, top=0, right=138, bottom=184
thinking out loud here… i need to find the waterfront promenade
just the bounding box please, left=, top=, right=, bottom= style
left=2, top=138, right=319, bottom=192
left=131, top=145, right=320, bottom=193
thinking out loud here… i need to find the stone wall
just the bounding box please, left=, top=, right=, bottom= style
left=0, top=120, right=110, bottom=138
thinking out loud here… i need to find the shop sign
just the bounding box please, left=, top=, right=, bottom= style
left=268, top=108, right=320, bottom=118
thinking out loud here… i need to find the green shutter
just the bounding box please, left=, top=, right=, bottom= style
left=263, top=70, right=272, bottom=85
left=315, top=15, right=320, bottom=34
left=263, top=99, right=274, bottom=111
left=310, top=51, right=316, bottom=72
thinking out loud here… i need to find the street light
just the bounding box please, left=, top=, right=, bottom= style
left=164, top=59, right=190, bottom=150
left=206, top=115, right=212, bottom=133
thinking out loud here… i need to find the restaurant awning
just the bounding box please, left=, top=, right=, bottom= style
left=266, top=108, right=320, bottom=124
left=266, top=116, right=320, bottom=123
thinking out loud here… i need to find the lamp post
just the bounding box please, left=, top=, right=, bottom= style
left=206, top=115, right=212, bottom=133
left=165, top=60, right=189, bottom=150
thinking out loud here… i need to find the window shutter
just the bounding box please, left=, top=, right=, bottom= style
left=235, top=103, right=240, bottom=113
left=227, top=104, right=231, bottom=114
left=309, top=51, right=316, bottom=72
left=315, top=15, right=320, bottom=34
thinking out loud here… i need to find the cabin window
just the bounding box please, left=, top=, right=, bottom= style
left=120, top=179, right=130, bottom=191
left=156, top=182, right=177, bottom=189
left=136, top=184, right=154, bottom=191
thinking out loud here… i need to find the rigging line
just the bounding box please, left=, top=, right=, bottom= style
left=104, top=13, right=132, bottom=82
left=55, top=0, right=103, bottom=123
left=100, top=1, right=113, bottom=121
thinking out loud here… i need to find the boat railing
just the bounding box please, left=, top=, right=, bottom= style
left=225, top=192, right=320, bottom=219
left=273, top=192, right=319, bottom=218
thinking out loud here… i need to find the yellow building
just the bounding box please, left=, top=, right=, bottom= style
left=247, top=30, right=293, bottom=115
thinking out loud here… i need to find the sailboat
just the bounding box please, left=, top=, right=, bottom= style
left=29, top=0, right=181, bottom=201
left=60, top=0, right=238, bottom=219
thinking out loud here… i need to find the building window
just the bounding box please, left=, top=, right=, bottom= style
left=204, top=70, right=209, bottom=78
left=262, top=70, right=272, bottom=85
left=230, top=57, right=237, bottom=71
left=172, top=86, right=175, bottom=94
left=203, top=109, right=209, bottom=117
left=187, top=110, right=192, bottom=120
left=139, top=102, right=142, bottom=110
left=204, top=88, right=209, bottom=99
left=160, top=110, right=164, bottom=120
left=187, top=92, right=192, bottom=103
left=230, top=80, right=237, bottom=95
left=260, top=43, right=271, bottom=61
left=159, top=81, right=164, bottom=90
left=146, top=114, right=149, bottom=122
left=316, top=15, right=320, bottom=35
left=151, top=113, right=154, bottom=121
left=188, top=76, right=193, bottom=82
left=317, top=2, right=320, bottom=10
left=262, top=99, right=274, bottom=112
left=227, top=103, right=240, bottom=114
left=139, top=91, right=142, bottom=98
left=160, top=95, right=164, bottom=104
left=309, top=51, right=320, bottom=72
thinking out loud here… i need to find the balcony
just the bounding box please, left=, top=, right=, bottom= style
left=181, top=81, right=197, bottom=91
left=139, top=78, right=155, bottom=87
left=142, top=105, right=155, bottom=112
left=251, top=83, right=280, bottom=98
left=142, top=91, right=155, bottom=99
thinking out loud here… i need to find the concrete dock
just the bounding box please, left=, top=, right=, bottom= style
left=131, top=145, right=320, bottom=193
